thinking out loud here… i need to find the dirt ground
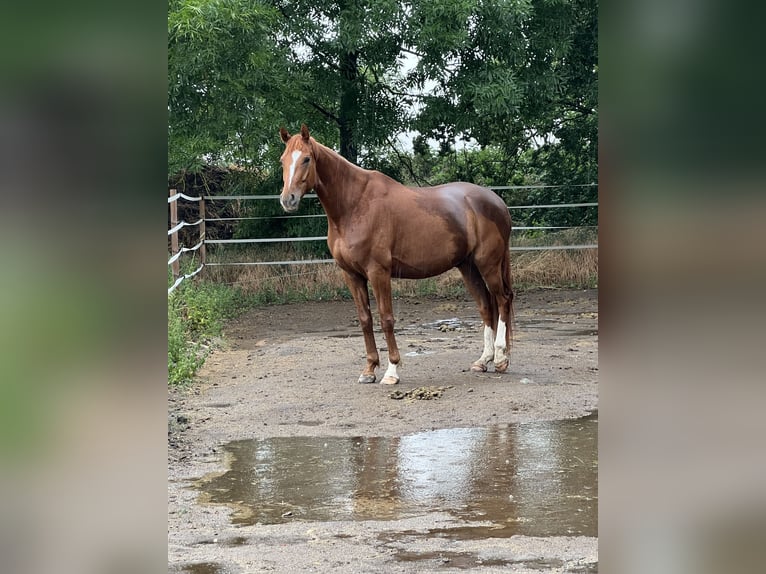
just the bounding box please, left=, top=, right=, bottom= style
left=168, top=288, right=598, bottom=573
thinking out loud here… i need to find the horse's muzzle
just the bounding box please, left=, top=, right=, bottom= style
left=280, top=193, right=300, bottom=212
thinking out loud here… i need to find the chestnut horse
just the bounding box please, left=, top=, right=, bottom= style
left=279, top=124, right=513, bottom=385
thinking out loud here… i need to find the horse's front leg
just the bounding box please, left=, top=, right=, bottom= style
left=342, top=270, right=379, bottom=383
left=368, top=269, right=400, bottom=385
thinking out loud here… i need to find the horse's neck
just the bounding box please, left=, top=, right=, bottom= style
left=313, top=142, right=367, bottom=223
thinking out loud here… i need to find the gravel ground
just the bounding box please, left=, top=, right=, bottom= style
left=168, top=288, right=598, bottom=573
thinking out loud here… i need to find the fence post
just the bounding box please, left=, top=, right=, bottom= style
left=199, top=196, right=206, bottom=265
left=169, top=188, right=180, bottom=280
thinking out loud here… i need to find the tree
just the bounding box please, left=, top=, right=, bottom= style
left=270, top=0, right=412, bottom=163
left=168, top=0, right=300, bottom=174
left=168, top=0, right=598, bottom=229
left=407, top=0, right=597, bottom=190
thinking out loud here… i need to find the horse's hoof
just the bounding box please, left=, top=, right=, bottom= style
left=494, top=359, right=509, bottom=373
left=380, top=376, right=399, bottom=385
left=470, top=362, right=488, bottom=372
left=358, top=373, right=376, bottom=384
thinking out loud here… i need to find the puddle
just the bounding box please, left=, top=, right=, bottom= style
left=168, top=562, right=224, bottom=574
left=392, top=551, right=564, bottom=569
left=195, top=415, right=597, bottom=538
left=193, top=536, right=248, bottom=547
left=568, top=563, right=599, bottom=573
left=516, top=318, right=597, bottom=337
left=277, top=420, right=324, bottom=427
left=404, top=350, right=436, bottom=357
left=420, top=317, right=480, bottom=332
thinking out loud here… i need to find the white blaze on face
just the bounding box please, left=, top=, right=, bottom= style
left=287, top=150, right=302, bottom=188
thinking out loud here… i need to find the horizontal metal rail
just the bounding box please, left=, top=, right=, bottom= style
left=205, top=227, right=598, bottom=245
left=508, top=202, right=597, bottom=209
left=203, top=197, right=597, bottom=208
left=205, top=236, right=327, bottom=244
left=202, top=183, right=597, bottom=202
left=511, top=245, right=598, bottom=251
left=204, top=259, right=336, bottom=266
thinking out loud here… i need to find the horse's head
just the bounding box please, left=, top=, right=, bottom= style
left=278, top=123, right=317, bottom=212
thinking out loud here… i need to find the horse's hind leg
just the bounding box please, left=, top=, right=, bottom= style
left=458, top=261, right=498, bottom=372
left=342, top=270, right=379, bottom=383
left=475, top=252, right=513, bottom=373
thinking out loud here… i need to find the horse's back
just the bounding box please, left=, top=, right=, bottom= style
left=412, top=181, right=506, bottom=208
left=412, top=182, right=511, bottom=237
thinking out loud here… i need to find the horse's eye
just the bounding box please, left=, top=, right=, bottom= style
left=303, top=157, right=310, bottom=165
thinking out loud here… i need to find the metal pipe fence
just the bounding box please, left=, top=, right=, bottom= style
left=168, top=184, right=597, bottom=291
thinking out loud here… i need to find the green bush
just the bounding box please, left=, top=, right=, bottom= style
left=167, top=278, right=245, bottom=385
left=168, top=296, right=204, bottom=385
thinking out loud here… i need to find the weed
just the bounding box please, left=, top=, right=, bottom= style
left=167, top=278, right=245, bottom=385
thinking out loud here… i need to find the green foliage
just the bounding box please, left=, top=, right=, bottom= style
left=409, top=0, right=597, bottom=196
left=167, top=277, right=245, bottom=384
left=169, top=0, right=598, bottom=247
left=400, top=142, right=520, bottom=187
left=384, top=141, right=596, bottom=229
left=168, top=0, right=300, bottom=174
left=272, top=0, right=413, bottom=161
left=168, top=294, right=204, bottom=385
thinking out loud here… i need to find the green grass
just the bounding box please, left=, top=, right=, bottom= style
left=168, top=276, right=246, bottom=385
left=167, top=263, right=352, bottom=385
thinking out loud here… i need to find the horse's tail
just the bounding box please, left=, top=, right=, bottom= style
left=502, top=243, right=513, bottom=298
left=502, top=240, right=514, bottom=349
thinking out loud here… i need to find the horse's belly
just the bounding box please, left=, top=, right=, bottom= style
left=389, top=229, right=467, bottom=278
left=391, top=254, right=457, bottom=279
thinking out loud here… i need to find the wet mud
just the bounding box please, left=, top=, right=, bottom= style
left=168, top=288, right=598, bottom=573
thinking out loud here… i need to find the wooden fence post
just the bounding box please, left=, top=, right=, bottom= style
left=169, top=188, right=180, bottom=280
left=199, top=196, right=206, bottom=265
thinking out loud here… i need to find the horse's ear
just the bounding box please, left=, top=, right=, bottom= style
left=300, top=124, right=310, bottom=142
left=279, top=127, right=290, bottom=143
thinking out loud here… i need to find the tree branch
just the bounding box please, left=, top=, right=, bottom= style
left=273, top=5, right=341, bottom=72
left=557, top=100, right=595, bottom=116
left=400, top=46, right=425, bottom=59
left=386, top=136, right=432, bottom=187
left=307, top=100, right=339, bottom=123
left=366, top=64, right=429, bottom=100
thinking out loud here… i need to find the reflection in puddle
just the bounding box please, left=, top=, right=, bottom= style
left=404, top=350, right=436, bottom=357
left=392, top=550, right=565, bottom=569
left=195, top=415, right=597, bottom=537
left=168, top=562, right=224, bottom=574
left=420, top=317, right=479, bottom=331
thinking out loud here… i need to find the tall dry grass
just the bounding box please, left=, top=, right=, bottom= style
left=512, top=248, right=598, bottom=288
left=203, top=260, right=348, bottom=302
